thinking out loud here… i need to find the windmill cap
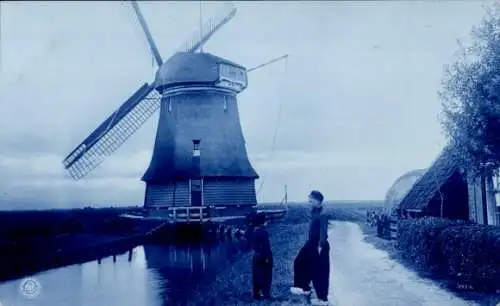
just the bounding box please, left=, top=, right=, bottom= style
left=155, top=52, right=247, bottom=92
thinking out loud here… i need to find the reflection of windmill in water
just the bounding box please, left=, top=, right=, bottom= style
left=143, top=242, right=245, bottom=304
left=62, top=2, right=287, bottom=214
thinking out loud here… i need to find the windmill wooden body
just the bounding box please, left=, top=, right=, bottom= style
left=142, top=52, right=258, bottom=213
left=62, top=2, right=286, bottom=217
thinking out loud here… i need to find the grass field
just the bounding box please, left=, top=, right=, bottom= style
left=0, top=206, right=142, bottom=238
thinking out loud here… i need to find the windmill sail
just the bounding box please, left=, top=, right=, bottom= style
left=63, top=83, right=161, bottom=180
left=131, top=1, right=163, bottom=66
left=176, top=2, right=237, bottom=53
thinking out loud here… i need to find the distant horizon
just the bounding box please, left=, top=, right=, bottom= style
left=0, top=199, right=385, bottom=212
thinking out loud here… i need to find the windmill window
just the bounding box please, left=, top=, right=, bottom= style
left=219, top=64, right=246, bottom=83
left=193, top=139, right=200, bottom=150
left=193, top=139, right=200, bottom=157
left=168, top=99, right=172, bottom=112
left=223, top=96, right=228, bottom=112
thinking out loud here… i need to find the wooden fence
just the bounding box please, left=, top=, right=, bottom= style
left=168, top=206, right=209, bottom=222
left=367, top=211, right=397, bottom=241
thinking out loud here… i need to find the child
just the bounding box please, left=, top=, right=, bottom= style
left=250, top=212, right=273, bottom=300
left=291, top=190, right=330, bottom=306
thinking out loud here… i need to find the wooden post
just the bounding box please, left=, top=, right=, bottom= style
left=113, top=254, right=116, bottom=262
left=173, top=182, right=177, bottom=207
left=188, top=180, right=192, bottom=206
left=128, top=249, right=133, bottom=262
left=284, top=184, right=288, bottom=205
left=220, top=225, right=225, bottom=238
left=481, top=174, right=488, bottom=225
left=189, top=245, right=194, bottom=273
left=485, top=173, right=498, bottom=225
left=201, top=246, right=206, bottom=271
left=201, top=178, right=205, bottom=206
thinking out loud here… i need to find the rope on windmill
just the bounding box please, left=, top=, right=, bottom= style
left=256, top=55, right=289, bottom=198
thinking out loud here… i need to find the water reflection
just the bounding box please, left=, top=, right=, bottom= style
left=0, top=240, right=247, bottom=306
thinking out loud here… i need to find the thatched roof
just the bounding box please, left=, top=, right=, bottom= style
left=384, top=169, right=427, bottom=215
left=142, top=89, right=258, bottom=183
left=398, top=144, right=461, bottom=211
left=155, top=52, right=245, bottom=91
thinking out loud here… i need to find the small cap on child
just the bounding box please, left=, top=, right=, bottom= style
left=309, top=190, right=324, bottom=203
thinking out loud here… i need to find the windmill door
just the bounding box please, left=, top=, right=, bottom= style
left=190, top=178, right=203, bottom=207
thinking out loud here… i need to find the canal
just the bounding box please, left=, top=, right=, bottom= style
left=0, top=239, right=249, bottom=306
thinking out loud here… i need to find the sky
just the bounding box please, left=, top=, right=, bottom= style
left=0, top=1, right=490, bottom=209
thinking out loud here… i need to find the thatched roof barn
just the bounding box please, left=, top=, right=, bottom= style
left=397, top=144, right=469, bottom=220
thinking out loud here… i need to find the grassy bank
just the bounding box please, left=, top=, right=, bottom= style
left=188, top=204, right=311, bottom=305
left=0, top=206, right=142, bottom=238
left=188, top=202, right=383, bottom=305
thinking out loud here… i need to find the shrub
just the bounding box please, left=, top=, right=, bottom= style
left=440, top=224, right=500, bottom=291
left=397, top=217, right=500, bottom=292
left=396, top=217, right=468, bottom=274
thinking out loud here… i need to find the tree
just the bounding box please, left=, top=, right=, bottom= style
left=440, top=3, right=500, bottom=179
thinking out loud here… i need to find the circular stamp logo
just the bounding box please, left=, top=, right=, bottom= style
left=19, top=277, right=41, bottom=299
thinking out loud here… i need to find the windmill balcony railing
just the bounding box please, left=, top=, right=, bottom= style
left=168, top=206, right=210, bottom=222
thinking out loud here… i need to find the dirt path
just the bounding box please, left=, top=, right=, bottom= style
left=326, top=221, right=477, bottom=306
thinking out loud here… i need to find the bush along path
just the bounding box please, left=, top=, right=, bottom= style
left=395, top=217, right=500, bottom=304
left=328, top=221, right=478, bottom=306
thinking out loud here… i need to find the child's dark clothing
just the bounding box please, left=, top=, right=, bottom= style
left=293, top=206, right=330, bottom=301
left=251, top=226, right=273, bottom=299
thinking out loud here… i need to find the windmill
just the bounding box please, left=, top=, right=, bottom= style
left=62, top=1, right=287, bottom=216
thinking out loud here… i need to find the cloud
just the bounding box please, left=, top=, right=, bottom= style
left=0, top=148, right=152, bottom=180
left=0, top=150, right=148, bottom=209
